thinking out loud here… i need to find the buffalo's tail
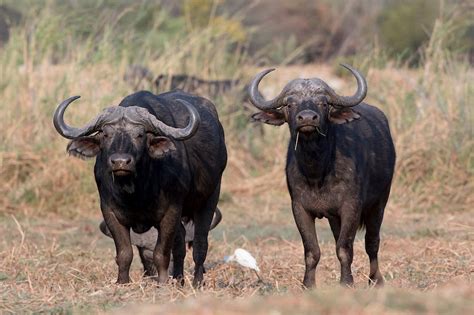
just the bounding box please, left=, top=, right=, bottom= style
left=210, top=207, right=223, bottom=230
left=99, top=220, right=112, bottom=237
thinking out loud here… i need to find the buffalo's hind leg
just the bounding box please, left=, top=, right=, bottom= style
left=153, top=205, right=182, bottom=284
left=364, top=202, right=386, bottom=287
left=138, top=247, right=156, bottom=277
left=336, top=205, right=361, bottom=287
left=172, top=221, right=186, bottom=284
left=192, top=184, right=220, bottom=288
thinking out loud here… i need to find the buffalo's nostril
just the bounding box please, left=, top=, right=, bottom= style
left=109, top=154, right=133, bottom=167
left=113, top=158, right=130, bottom=164
left=297, top=110, right=319, bottom=123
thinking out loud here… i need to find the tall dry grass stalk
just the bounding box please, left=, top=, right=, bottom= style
left=371, top=12, right=473, bottom=214
left=0, top=3, right=472, bottom=219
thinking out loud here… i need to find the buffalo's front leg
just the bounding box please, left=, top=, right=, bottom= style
left=153, top=205, right=181, bottom=284
left=292, top=201, right=320, bottom=288
left=102, top=211, right=133, bottom=284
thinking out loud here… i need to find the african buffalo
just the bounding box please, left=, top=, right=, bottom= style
left=53, top=90, right=227, bottom=286
left=247, top=64, right=396, bottom=288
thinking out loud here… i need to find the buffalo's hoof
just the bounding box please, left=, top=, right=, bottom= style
left=116, top=277, right=131, bottom=284
left=151, top=273, right=170, bottom=286
left=192, top=277, right=204, bottom=288
left=302, top=281, right=315, bottom=289
left=173, top=275, right=185, bottom=287
left=302, top=274, right=315, bottom=289
left=369, top=275, right=384, bottom=287
left=340, top=279, right=355, bottom=288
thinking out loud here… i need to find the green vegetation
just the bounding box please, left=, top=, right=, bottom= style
left=378, top=0, right=439, bottom=64
left=377, top=0, right=474, bottom=65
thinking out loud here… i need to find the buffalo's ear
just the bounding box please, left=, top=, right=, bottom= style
left=147, top=135, right=176, bottom=159
left=67, top=136, right=100, bottom=159
left=328, top=108, right=361, bottom=124
left=251, top=111, right=286, bottom=126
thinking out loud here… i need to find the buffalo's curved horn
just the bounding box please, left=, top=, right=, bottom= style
left=248, top=68, right=285, bottom=112
left=328, top=64, right=367, bottom=108
left=143, top=99, right=200, bottom=140
left=53, top=96, right=108, bottom=139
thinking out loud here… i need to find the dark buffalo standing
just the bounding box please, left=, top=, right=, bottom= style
left=247, top=65, right=395, bottom=288
left=53, top=90, right=227, bottom=286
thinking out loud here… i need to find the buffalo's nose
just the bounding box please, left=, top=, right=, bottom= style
left=296, top=110, right=319, bottom=123
left=109, top=153, right=133, bottom=169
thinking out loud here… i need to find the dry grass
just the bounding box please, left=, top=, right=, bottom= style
left=0, top=196, right=472, bottom=313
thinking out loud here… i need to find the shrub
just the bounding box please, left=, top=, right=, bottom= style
left=377, top=0, right=439, bottom=65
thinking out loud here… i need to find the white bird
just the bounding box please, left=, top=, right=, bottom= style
left=224, top=248, right=260, bottom=275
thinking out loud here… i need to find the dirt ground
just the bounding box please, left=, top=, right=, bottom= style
left=0, top=189, right=472, bottom=313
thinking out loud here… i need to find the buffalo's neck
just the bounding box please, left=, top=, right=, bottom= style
left=292, top=128, right=335, bottom=181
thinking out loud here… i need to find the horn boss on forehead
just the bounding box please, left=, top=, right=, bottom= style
left=137, top=99, right=200, bottom=140
left=53, top=97, right=200, bottom=140
left=247, top=64, right=368, bottom=111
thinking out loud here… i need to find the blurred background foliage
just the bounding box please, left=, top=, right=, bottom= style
left=378, top=0, right=439, bottom=64
left=1, top=0, right=472, bottom=66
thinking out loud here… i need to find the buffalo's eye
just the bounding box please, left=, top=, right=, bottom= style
left=286, top=100, right=297, bottom=109
left=286, top=97, right=295, bottom=106
left=103, top=133, right=109, bottom=138
left=136, top=133, right=144, bottom=139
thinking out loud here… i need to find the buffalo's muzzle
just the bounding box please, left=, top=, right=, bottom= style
left=296, top=110, right=320, bottom=133
left=109, top=153, right=135, bottom=175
